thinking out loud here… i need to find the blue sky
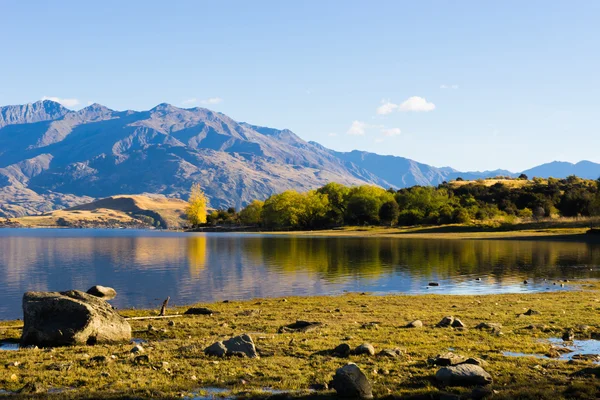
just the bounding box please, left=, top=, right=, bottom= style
left=1, top=1, right=599, bottom=172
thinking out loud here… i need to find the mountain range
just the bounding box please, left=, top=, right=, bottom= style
left=1, top=100, right=599, bottom=217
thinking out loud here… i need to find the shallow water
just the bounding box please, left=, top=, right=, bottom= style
left=0, top=340, right=19, bottom=350
left=1, top=228, right=600, bottom=320
left=503, top=338, right=600, bottom=363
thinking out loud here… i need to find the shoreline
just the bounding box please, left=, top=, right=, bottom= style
left=2, top=286, right=600, bottom=398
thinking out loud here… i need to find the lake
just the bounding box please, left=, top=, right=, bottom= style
left=1, top=228, right=599, bottom=320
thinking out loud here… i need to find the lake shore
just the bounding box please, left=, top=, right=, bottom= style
left=2, top=285, right=600, bottom=399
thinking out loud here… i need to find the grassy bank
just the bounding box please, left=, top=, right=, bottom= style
left=2, top=286, right=600, bottom=399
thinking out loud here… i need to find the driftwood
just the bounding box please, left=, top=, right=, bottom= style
left=159, top=297, right=170, bottom=316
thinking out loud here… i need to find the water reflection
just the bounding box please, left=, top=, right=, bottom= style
left=0, top=229, right=599, bottom=320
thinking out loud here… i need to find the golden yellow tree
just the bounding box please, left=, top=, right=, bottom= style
left=186, top=183, right=208, bottom=226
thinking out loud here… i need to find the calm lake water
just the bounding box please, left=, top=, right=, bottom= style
left=1, top=228, right=600, bottom=320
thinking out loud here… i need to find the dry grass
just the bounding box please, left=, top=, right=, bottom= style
left=2, top=285, right=600, bottom=399
left=12, top=195, right=188, bottom=229
left=448, top=179, right=534, bottom=189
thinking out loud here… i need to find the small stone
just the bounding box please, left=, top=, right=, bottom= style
left=436, top=364, right=493, bottom=387
left=332, top=343, right=351, bottom=357
left=378, top=348, right=404, bottom=358
left=437, top=316, right=455, bottom=327
left=131, top=344, right=144, bottom=353
left=10, top=373, right=18, bottom=381
left=330, top=363, right=373, bottom=399
left=472, top=385, right=494, bottom=399
left=523, top=280, right=529, bottom=284
left=406, top=320, right=423, bottom=328
left=354, top=343, right=375, bottom=356
left=309, top=383, right=328, bottom=391
left=168, top=320, right=175, bottom=327
left=432, top=352, right=466, bottom=366
left=452, top=318, right=466, bottom=328
left=101, top=371, right=111, bottom=377
left=523, top=309, right=541, bottom=316
left=191, top=375, right=198, bottom=381
left=562, top=329, right=575, bottom=341
left=429, top=282, right=440, bottom=287
left=86, top=285, right=117, bottom=299
left=184, top=307, right=216, bottom=315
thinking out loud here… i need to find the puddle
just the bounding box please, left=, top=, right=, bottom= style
left=0, top=340, right=20, bottom=351
left=188, top=387, right=298, bottom=400
left=131, top=338, right=148, bottom=345
left=503, top=338, right=600, bottom=363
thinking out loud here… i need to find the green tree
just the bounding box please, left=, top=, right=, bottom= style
left=186, top=183, right=208, bottom=226
left=262, top=191, right=307, bottom=229
left=345, top=185, right=393, bottom=225
left=299, top=190, right=329, bottom=229
left=379, top=200, right=400, bottom=226
left=317, top=182, right=350, bottom=226
left=239, top=200, right=264, bottom=226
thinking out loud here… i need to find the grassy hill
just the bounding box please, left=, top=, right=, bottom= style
left=13, top=195, right=188, bottom=229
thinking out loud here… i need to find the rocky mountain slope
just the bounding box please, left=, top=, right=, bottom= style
left=1, top=100, right=598, bottom=218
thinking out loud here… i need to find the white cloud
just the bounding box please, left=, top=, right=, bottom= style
left=201, top=97, right=223, bottom=105
left=399, top=96, right=436, bottom=112
left=328, top=132, right=338, bottom=137
left=347, top=120, right=367, bottom=136
left=41, top=96, right=80, bottom=108
left=382, top=127, right=401, bottom=137
left=440, top=84, right=459, bottom=90
left=181, top=98, right=198, bottom=106
left=376, top=99, right=398, bottom=115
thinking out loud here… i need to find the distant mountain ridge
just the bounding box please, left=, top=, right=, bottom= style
left=0, top=100, right=598, bottom=217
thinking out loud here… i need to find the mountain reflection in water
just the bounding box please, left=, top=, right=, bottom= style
left=0, top=229, right=599, bottom=320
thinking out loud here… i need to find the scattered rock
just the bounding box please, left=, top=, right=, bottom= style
left=431, top=352, right=466, bottom=366
left=378, top=348, right=404, bottom=358
left=86, top=285, right=117, bottom=300
left=278, top=320, right=322, bottom=333
left=360, top=322, right=379, bottom=329
left=133, top=354, right=149, bottom=365
left=204, top=334, right=258, bottom=358
left=131, top=344, right=144, bottom=353
left=475, top=322, right=502, bottom=331
left=437, top=316, right=454, bottom=327
left=546, top=344, right=572, bottom=358
left=406, top=320, right=423, bottom=328
left=167, top=320, right=175, bottom=327
left=330, top=363, right=373, bottom=399
left=21, top=290, right=131, bottom=347
left=451, top=318, right=466, bottom=328
left=436, top=364, right=493, bottom=387
left=523, top=309, right=541, bottom=316
left=354, top=343, right=375, bottom=356
left=523, top=280, right=529, bottom=284
left=332, top=343, right=351, bottom=357
left=428, top=282, right=440, bottom=287
left=571, top=354, right=600, bottom=362
left=184, top=307, right=216, bottom=315
left=562, top=329, right=575, bottom=341
left=462, top=357, right=488, bottom=367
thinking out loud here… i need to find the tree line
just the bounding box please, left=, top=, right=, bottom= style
left=187, top=176, right=600, bottom=230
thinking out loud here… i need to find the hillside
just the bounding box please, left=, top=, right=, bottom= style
left=1, top=100, right=599, bottom=218
left=14, top=195, right=188, bottom=229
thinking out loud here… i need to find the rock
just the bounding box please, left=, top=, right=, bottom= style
left=184, top=307, right=216, bottom=315
left=204, top=334, right=258, bottom=358
left=354, top=343, right=375, bottom=356
left=432, top=352, right=466, bottom=366
left=437, top=316, right=454, bottom=327
left=475, top=322, right=502, bottom=331
left=332, top=343, right=351, bottom=357
left=168, top=320, right=175, bottom=327
left=428, top=282, right=440, bottom=287
left=406, top=320, right=423, bottom=328
left=21, top=290, right=131, bottom=347
left=462, top=357, right=487, bottom=367
left=523, top=309, right=541, bottom=316
left=378, top=348, right=404, bottom=358
left=131, top=345, right=144, bottom=353
left=204, top=341, right=228, bottom=357
left=86, top=285, right=117, bottom=300
left=436, top=364, right=493, bottom=387
left=278, top=320, right=322, bottom=333
left=562, top=329, right=575, bottom=341
left=330, top=363, right=373, bottom=399
left=451, top=318, right=466, bottom=328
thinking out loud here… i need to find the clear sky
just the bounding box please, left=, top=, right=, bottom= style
left=1, top=1, right=599, bottom=172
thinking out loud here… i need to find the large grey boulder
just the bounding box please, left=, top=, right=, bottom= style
left=86, top=285, right=117, bottom=300
left=21, top=290, right=131, bottom=347
left=330, top=363, right=373, bottom=399
left=436, top=364, right=493, bottom=387
left=204, top=334, right=258, bottom=358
